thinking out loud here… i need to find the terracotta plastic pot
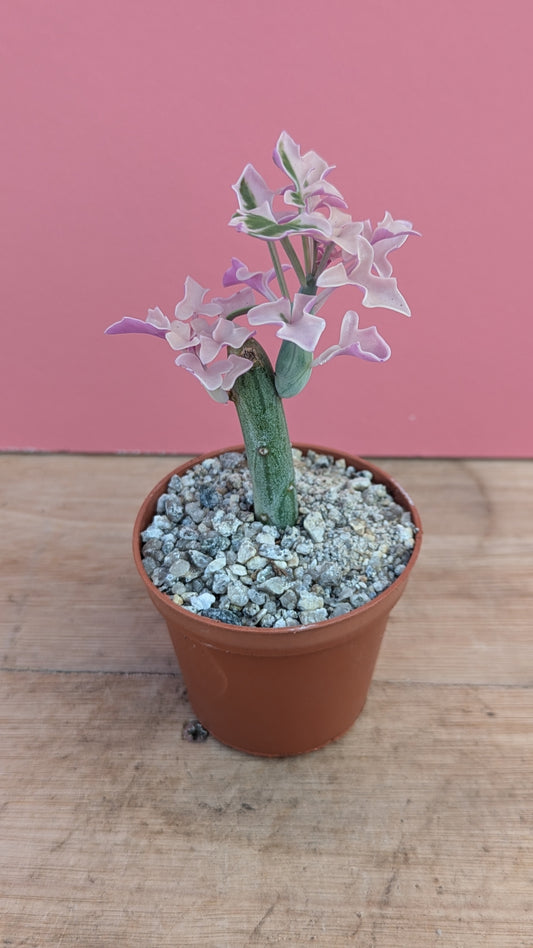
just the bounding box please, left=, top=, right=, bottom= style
left=133, top=445, right=422, bottom=757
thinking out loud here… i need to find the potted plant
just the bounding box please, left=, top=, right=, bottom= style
left=106, top=132, right=422, bottom=756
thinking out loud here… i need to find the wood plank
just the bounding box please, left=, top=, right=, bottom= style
left=1, top=670, right=530, bottom=947
left=378, top=459, right=533, bottom=684
left=2, top=455, right=532, bottom=684
left=1, top=454, right=185, bottom=674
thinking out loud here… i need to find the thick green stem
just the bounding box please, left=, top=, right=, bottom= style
left=230, top=339, right=298, bottom=528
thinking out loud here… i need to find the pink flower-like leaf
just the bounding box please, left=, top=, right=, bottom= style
left=175, top=352, right=252, bottom=401
left=273, top=131, right=346, bottom=211
left=247, top=297, right=291, bottom=327
left=324, top=208, right=365, bottom=256
left=317, top=236, right=411, bottom=316
left=363, top=212, right=418, bottom=278
left=191, top=317, right=255, bottom=363
left=104, top=306, right=171, bottom=339
left=211, top=287, right=256, bottom=318
left=313, top=311, right=391, bottom=365
left=232, top=164, right=276, bottom=213
left=248, top=293, right=326, bottom=353
left=230, top=199, right=334, bottom=243
left=165, top=319, right=196, bottom=351
left=174, top=276, right=222, bottom=320
left=222, top=257, right=286, bottom=301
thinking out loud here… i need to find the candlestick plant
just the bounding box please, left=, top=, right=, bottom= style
left=106, top=132, right=417, bottom=528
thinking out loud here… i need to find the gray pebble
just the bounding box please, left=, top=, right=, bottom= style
left=303, top=511, right=326, bottom=543
left=197, top=607, right=238, bottom=625
left=259, top=576, right=290, bottom=596
left=299, top=608, right=328, bottom=625
left=211, top=571, right=230, bottom=594
left=298, top=591, right=324, bottom=611
left=189, top=592, right=215, bottom=611
left=227, top=581, right=249, bottom=607
left=237, top=539, right=257, bottom=564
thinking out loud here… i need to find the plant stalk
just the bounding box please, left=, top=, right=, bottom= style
left=230, top=339, right=298, bottom=528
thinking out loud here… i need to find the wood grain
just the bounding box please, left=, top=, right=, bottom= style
left=1, top=454, right=532, bottom=946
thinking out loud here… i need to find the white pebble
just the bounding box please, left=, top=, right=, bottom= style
left=303, top=511, right=326, bottom=543
left=189, top=592, right=215, bottom=611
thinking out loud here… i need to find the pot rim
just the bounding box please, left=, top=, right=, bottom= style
left=133, top=443, right=422, bottom=652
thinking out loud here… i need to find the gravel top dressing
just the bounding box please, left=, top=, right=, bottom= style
left=140, top=449, right=417, bottom=628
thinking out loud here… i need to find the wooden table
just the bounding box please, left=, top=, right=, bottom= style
left=1, top=455, right=531, bottom=947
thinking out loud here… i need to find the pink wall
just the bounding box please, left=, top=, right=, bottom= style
left=2, top=0, right=532, bottom=456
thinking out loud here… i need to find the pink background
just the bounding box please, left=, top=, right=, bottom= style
left=2, top=0, right=532, bottom=456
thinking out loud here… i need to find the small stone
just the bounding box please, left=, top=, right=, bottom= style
left=227, top=581, right=249, bottom=607
left=280, top=589, right=298, bottom=609
left=164, top=496, right=184, bottom=523
left=297, top=591, right=324, bottom=611
left=200, top=536, right=229, bottom=557
left=396, top=524, right=415, bottom=549
left=141, top=525, right=163, bottom=541
left=211, top=571, right=230, bottom=595
left=189, top=592, right=215, bottom=611
left=353, top=477, right=372, bottom=491
left=372, top=579, right=387, bottom=593
left=199, top=486, right=219, bottom=509
left=168, top=558, right=191, bottom=579
left=151, top=566, right=171, bottom=587
left=161, top=535, right=176, bottom=555
left=259, top=576, right=290, bottom=596
left=182, top=720, right=209, bottom=742
left=185, top=502, right=205, bottom=524
left=330, top=603, right=352, bottom=617
left=255, top=528, right=279, bottom=546
left=212, top=510, right=240, bottom=536
left=319, top=563, right=342, bottom=585
left=246, top=555, right=268, bottom=570
left=247, top=588, right=267, bottom=606
left=198, top=607, right=238, bottom=625
left=258, top=545, right=287, bottom=561
left=237, top=539, right=257, bottom=564
left=295, top=540, right=313, bottom=555
left=299, top=608, right=328, bottom=625
left=142, top=538, right=162, bottom=555
left=176, top=525, right=199, bottom=544
left=189, top=550, right=212, bottom=569
left=350, top=591, right=371, bottom=608
left=204, top=554, right=227, bottom=574
left=141, top=556, right=157, bottom=576
left=243, top=603, right=260, bottom=617
left=220, top=451, right=243, bottom=470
